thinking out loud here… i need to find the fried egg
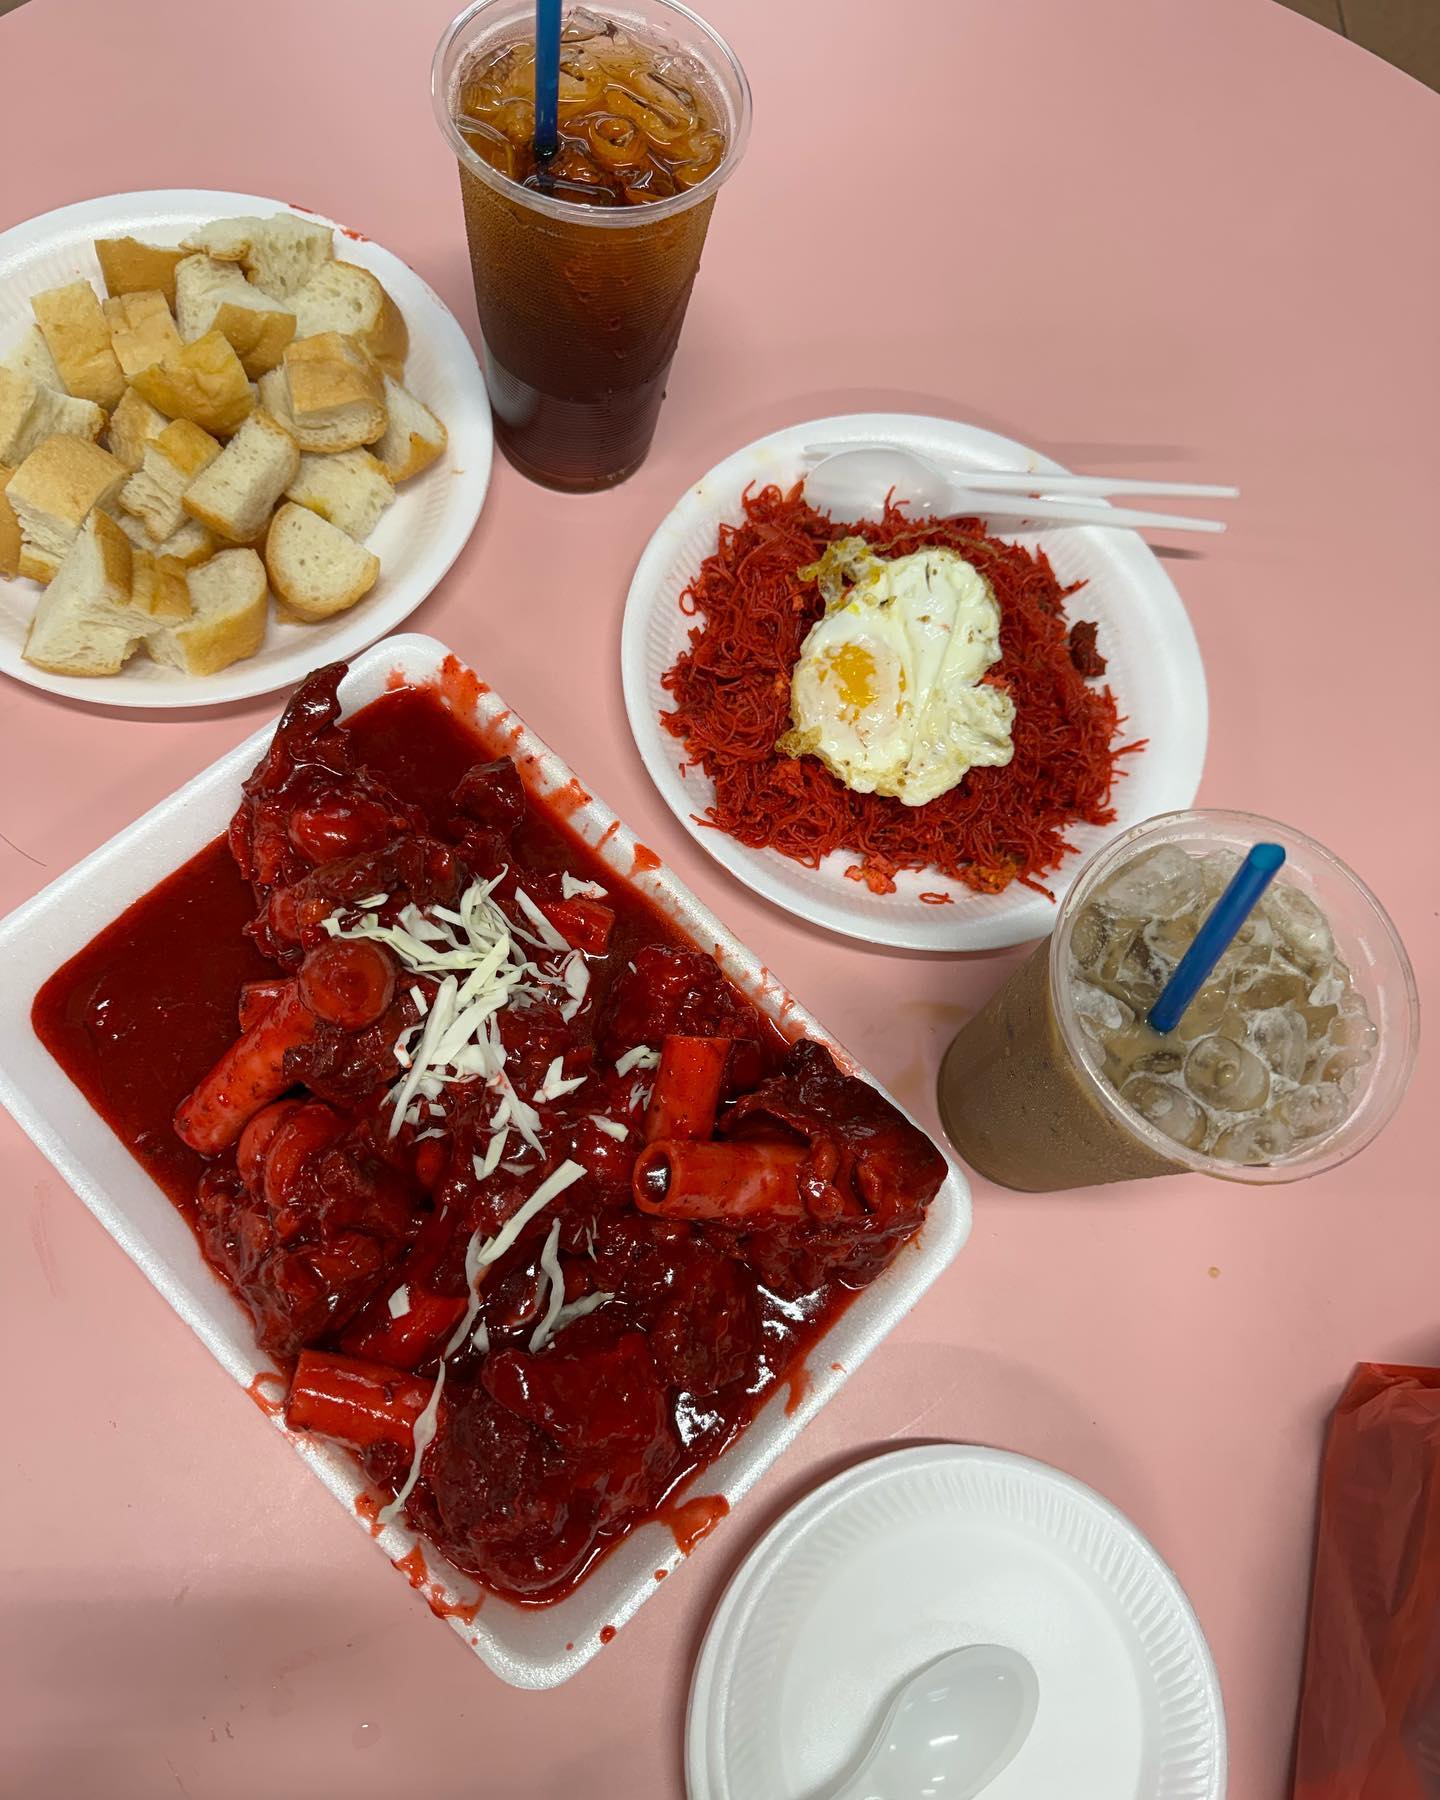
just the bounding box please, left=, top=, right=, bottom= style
left=777, top=541, right=1015, bottom=806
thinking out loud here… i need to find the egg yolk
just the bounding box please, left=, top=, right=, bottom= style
left=823, top=642, right=881, bottom=717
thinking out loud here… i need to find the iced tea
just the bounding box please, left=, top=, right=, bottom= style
left=433, top=3, right=750, bottom=491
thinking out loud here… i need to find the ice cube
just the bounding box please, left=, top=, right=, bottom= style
left=1132, top=1049, right=1184, bottom=1075
left=1143, top=914, right=1199, bottom=969
left=1233, top=965, right=1309, bottom=1011
left=1315, top=1007, right=1378, bottom=1083
left=1211, top=916, right=1276, bottom=984
left=1307, top=963, right=1348, bottom=1009
left=1184, top=1034, right=1270, bottom=1112
left=1070, top=981, right=1134, bottom=1038
left=1173, top=982, right=1234, bottom=1042
left=1120, top=1075, right=1208, bottom=1149
left=1199, top=848, right=1242, bottom=900
left=1113, top=933, right=1170, bottom=1007
left=1213, top=1116, right=1294, bottom=1165
left=1247, top=1005, right=1309, bottom=1082
left=1262, top=882, right=1335, bottom=973
left=1098, top=844, right=1205, bottom=921
left=1278, top=1083, right=1348, bottom=1141
left=1069, top=904, right=1114, bottom=973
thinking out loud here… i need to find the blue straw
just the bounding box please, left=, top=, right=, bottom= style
left=534, top=0, right=561, bottom=161
left=1147, top=842, right=1287, bottom=1035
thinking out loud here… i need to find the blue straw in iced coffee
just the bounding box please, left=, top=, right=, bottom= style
left=534, top=0, right=562, bottom=161
left=1147, top=842, right=1287, bottom=1035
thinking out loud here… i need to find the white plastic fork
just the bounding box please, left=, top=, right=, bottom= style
left=801, top=446, right=1228, bottom=534
left=801, top=440, right=1239, bottom=502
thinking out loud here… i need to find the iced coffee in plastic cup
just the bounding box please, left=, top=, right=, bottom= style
left=433, top=1, right=751, bottom=491
left=937, top=811, right=1418, bottom=1192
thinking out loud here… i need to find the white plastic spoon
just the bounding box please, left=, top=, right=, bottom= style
left=821, top=1644, right=1039, bottom=1800
left=803, top=445, right=1226, bottom=534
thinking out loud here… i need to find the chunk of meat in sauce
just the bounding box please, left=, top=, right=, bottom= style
left=229, top=663, right=455, bottom=965
left=716, top=1040, right=949, bottom=1292
left=600, top=945, right=770, bottom=1091
left=393, top=1332, right=681, bottom=1598
left=197, top=1108, right=425, bottom=1357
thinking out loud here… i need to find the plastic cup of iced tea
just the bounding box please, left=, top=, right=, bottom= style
left=432, top=0, right=751, bottom=492
left=936, top=811, right=1419, bottom=1192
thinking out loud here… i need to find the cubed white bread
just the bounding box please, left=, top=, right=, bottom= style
left=178, top=218, right=259, bottom=262
left=291, top=262, right=407, bottom=377
left=105, top=387, right=169, bottom=470
left=284, top=448, right=394, bottom=540
left=242, top=214, right=335, bottom=300
left=0, top=369, right=105, bottom=465
left=31, top=282, right=126, bottom=409
left=265, top=501, right=379, bottom=621
left=148, top=547, right=267, bottom=676
left=109, top=508, right=216, bottom=567
left=102, top=291, right=182, bottom=381
left=130, top=331, right=255, bottom=438
left=6, top=434, right=129, bottom=574
left=119, top=419, right=222, bottom=542
left=373, top=377, right=447, bottom=483
left=129, top=545, right=193, bottom=624
left=174, top=255, right=296, bottom=378
left=3, top=326, right=64, bottom=390
left=268, top=334, right=386, bottom=452
left=94, top=237, right=186, bottom=307
left=183, top=409, right=298, bottom=542
left=23, top=510, right=145, bottom=676
left=0, top=466, right=20, bottom=578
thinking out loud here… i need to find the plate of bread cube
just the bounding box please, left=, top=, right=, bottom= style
left=0, top=189, right=492, bottom=706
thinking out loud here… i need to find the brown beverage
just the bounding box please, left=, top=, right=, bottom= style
left=433, top=3, right=751, bottom=491
left=937, top=812, right=1418, bottom=1193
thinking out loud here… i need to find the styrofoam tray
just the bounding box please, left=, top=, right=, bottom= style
left=0, top=632, right=971, bottom=1689
left=621, top=413, right=1209, bottom=951
left=687, top=1445, right=1226, bottom=1800
left=0, top=191, right=493, bottom=708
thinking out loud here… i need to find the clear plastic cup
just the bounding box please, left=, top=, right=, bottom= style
left=937, top=810, right=1420, bottom=1191
left=432, top=0, right=752, bottom=492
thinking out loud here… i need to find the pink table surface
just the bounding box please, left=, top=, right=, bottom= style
left=1, top=0, right=1435, bottom=1793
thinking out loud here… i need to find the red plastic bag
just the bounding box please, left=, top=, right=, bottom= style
left=1292, top=1364, right=1440, bottom=1799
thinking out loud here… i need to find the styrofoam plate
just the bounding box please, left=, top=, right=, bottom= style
left=0, top=633, right=971, bottom=1689
left=0, top=191, right=493, bottom=707
left=687, top=1445, right=1226, bottom=1800
left=621, top=414, right=1209, bottom=950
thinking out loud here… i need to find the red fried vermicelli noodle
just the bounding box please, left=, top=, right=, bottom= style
left=660, top=485, right=1144, bottom=898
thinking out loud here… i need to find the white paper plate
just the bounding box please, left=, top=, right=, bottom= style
left=687, top=1444, right=1226, bottom=1800
left=621, top=414, right=1209, bottom=951
left=0, top=633, right=970, bottom=1688
left=0, top=190, right=492, bottom=708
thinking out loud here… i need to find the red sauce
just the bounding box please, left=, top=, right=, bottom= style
left=783, top=1364, right=811, bottom=1415
left=653, top=1568, right=667, bottom=1581
left=395, top=1544, right=429, bottom=1588
left=549, top=779, right=592, bottom=820
left=33, top=841, right=271, bottom=1218
left=599, top=1625, right=616, bottom=1645
left=31, top=672, right=945, bottom=1610
left=355, top=1493, right=385, bottom=1537
left=436, top=653, right=486, bottom=715
left=631, top=843, right=662, bottom=874
left=657, top=1493, right=728, bottom=1556
left=246, top=1371, right=287, bottom=1418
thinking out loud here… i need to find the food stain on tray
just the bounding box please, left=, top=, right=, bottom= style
left=658, top=1493, right=729, bottom=1557
left=245, top=1370, right=288, bottom=1417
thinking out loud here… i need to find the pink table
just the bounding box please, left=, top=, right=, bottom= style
left=1, top=0, right=1435, bottom=1792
